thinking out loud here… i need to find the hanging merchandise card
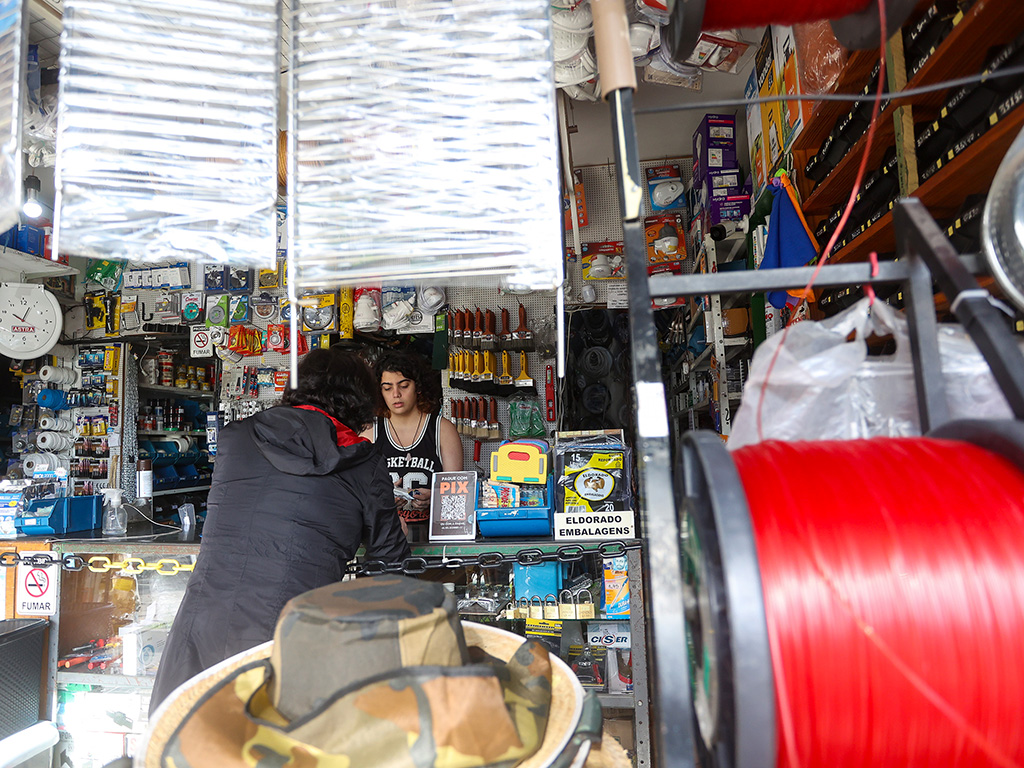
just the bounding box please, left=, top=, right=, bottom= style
left=606, top=283, right=629, bottom=309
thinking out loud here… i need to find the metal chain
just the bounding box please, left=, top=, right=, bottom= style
left=0, top=551, right=195, bottom=575
left=1, top=540, right=641, bottom=578
left=346, top=540, right=642, bottom=577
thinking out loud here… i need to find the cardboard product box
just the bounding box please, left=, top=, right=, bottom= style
left=703, top=193, right=751, bottom=228
left=722, top=307, right=750, bottom=336
left=119, top=623, right=170, bottom=676
left=692, top=113, right=737, bottom=183
left=772, top=25, right=804, bottom=151
left=700, top=167, right=743, bottom=194
left=755, top=27, right=784, bottom=170
left=745, top=67, right=768, bottom=199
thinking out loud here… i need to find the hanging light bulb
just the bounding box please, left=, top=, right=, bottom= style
left=22, top=175, right=42, bottom=219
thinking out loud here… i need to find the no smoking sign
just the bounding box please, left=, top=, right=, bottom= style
left=16, top=552, right=58, bottom=615
left=190, top=325, right=213, bottom=358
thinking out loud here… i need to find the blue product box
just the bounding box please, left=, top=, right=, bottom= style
left=477, top=476, right=554, bottom=538
left=0, top=225, right=17, bottom=249
left=513, top=560, right=569, bottom=601
left=17, top=226, right=43, bottom=256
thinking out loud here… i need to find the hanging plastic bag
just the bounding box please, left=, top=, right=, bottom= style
left=729, top=297, right=1014, bottom=448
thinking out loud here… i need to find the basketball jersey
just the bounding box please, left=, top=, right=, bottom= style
left=374, top=410, right=443, bottom=522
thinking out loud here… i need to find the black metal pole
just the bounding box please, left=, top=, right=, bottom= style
left=896, top=200, right=1024, bottom=420
left=610, top=86, right=697, bottom=768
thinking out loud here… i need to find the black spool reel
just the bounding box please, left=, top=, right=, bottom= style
left=676, top=431, right=776, bottom=768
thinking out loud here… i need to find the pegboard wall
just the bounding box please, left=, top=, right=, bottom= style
left=439, top=286, right=558, bottom=474
left=564, top=156, right=694, bottom=307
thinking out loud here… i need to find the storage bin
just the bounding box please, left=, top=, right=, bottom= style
left=17, top=225, right=43, bottom=256
left=0, top=619, right=47, bottom=740
left=477, top=476, right=554, bottom=537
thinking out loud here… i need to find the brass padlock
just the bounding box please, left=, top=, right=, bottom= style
left=515, top=597, right=529, bottom=620
left=544, top=594, right=560, bottom=620
left=558, top=589, right=577, bottom=620
left=575, top=589, right=596, bottom=619
left=529, top=595, right=544, bottom=620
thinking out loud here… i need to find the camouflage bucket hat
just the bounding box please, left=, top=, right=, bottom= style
left=139, top=575, right=591, bottom=768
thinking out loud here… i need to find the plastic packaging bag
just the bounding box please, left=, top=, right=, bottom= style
left=793, top=21, right=848, bottom=96
left=730, top=298, right=1014, bottom=448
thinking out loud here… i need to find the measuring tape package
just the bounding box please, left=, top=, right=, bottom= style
left=554, top=435, right=632, bottom=515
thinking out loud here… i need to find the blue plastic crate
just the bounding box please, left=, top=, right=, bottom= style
left=16, top=495, right=101, bottom=535
left=477, top=476, right=554, bottom=538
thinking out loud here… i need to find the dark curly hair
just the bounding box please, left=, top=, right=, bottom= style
left=280, top=348, right=378, bottom=432
left=374, top=350, right=439, bottom=415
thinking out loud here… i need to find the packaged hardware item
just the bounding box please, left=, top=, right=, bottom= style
left=645, top=163, right=684, bottom=212
left=644, top=213, right=686, bottom=276
left=480, top=481, right=520, bottom=509
left=556, top=443, right=631, bottom=515
left=603, top=556, right=630, bottom=618
left=353, top=286, right=382, bottom=332
left=581, top=241, right=625, bottom=280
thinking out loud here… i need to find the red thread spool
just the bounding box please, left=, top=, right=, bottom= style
left=702, top=0, right=869, bottom=30
left=732, top=438, right=1024, bottom=768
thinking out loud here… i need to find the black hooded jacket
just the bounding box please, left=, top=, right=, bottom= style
left=149, top=406, right=410, bottom=711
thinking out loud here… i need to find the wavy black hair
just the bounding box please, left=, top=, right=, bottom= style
left=280, top=348, right=378, bottom=432
left=374, top=350, right=439, bottom=415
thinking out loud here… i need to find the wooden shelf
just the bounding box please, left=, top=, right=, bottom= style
left=898, top=0, right=1024, bottom=111
left=793, top=50, right=879, bottom=154
left=797, top=0, right=1024, bottom=212
left=831, top=99, right=1024, bottom=263
left=801, top=109, right=897, bottom=215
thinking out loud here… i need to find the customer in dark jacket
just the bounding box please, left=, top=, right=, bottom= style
left=149, top=348, right=410, bottom=712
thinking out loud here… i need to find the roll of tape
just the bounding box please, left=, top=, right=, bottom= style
left=37, top=431, right=73, bottom=451
left=23, top=452, right=56, bottom=477
left=39, top=366, right=76, bottom=385
left=39, top=415, right=73, bottom=432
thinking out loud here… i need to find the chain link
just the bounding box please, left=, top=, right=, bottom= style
left=0, top=541, right=641, bottom=578
left=346, top=540, right=642, bottom=577
left=0, top=551, right=194, bottom=575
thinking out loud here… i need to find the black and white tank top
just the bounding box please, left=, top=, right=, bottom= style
left=373, top=410, right=443, bottom=522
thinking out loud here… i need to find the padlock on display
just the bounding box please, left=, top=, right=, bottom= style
left=558, top=589, right=577, bottom=619
left=575, top=589, right=596, bottom=619
left=516, top=597, right=529, bottom=620
left=544, top=594, right=560, bottom=620
left=529, top=595, right=544, bottom=620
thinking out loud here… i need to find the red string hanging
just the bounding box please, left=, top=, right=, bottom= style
left=732, top=438, right=1024, bottom=768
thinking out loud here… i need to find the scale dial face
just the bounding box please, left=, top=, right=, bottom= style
left=0, top=283, right=62, bottom=359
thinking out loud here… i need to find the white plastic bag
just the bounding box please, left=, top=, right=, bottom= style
left=729, top=298, right=1014, bottom=448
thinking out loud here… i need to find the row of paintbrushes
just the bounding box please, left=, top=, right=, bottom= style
left=58, top=637, right=122, bottom=670
left=448, top=305, right=535, bottom=351
left=454, top=397, right=500, bottom=439
left=448, top=348, right=536, bottom=394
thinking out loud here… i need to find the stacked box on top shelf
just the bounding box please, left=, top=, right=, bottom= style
left=691, top=114, right=751, bottom=234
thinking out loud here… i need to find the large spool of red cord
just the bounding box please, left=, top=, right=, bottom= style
left=729, top=437, right=1024, bottom=768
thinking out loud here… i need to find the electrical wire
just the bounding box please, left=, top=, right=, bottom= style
left=633, top=64, right=1024, bottom=114
left=755, top=0, right=889, bottom=444
left=123, top=503, right=183, bottom=531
